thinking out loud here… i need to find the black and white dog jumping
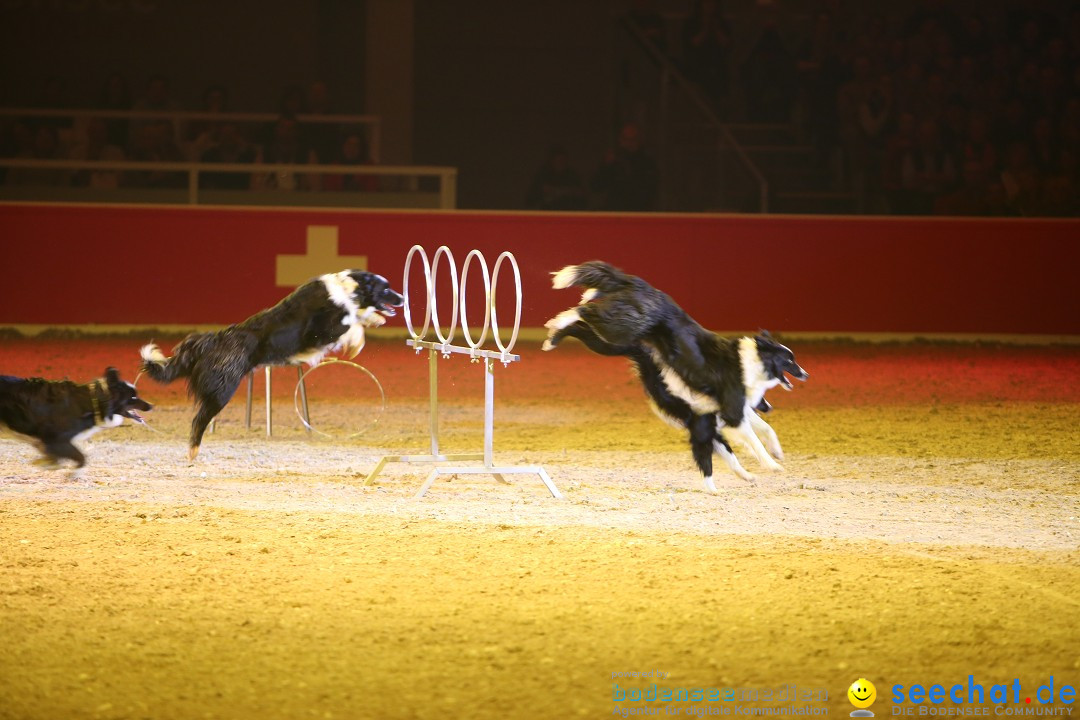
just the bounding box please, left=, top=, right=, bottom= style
left=140, top=270, right=403, bottom=461
left=0, top=367, right=151, bottom=470
left=543, top=261, right=808, bottom=492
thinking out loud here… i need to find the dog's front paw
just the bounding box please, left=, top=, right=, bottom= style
left=542, top=338, right=557, bottom=351
left=360, top=306, right=386, bottom=328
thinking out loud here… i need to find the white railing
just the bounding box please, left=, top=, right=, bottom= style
left=0, top=107, right=382, bottom=161
left=0, top=158, right=457, bottom=209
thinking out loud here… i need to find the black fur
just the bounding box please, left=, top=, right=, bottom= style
left=140, top=270, right=403, bottom=459
left=0, top=367, right=151, bottom=468
left=545, top=261, right=808, bottom=486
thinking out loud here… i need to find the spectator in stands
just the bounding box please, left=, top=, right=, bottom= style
left=957, top=112, right=998, bottom=178
left=68, top=117, right=125, bottom=189
left=934, top=158, right=991, bottom=215
left=838, top=55, right=878, bottom=153
left=1030, top=116, right=1060, bottom=176
left=132, top=74, right=183, bottom=145
left=892, top=60, right=926, bottom=117
left=1059, top=97, right=1080, bottom=154
left=740, top=22, right=797, bottom=123
left=304, top=80, right=338, bottom=163
left=902, top=0, right=962, bottom=51
left=901, top=118, right=957, bottom=214
left=992, top=96, right=1029, bottom=153
left=187, top=85, right=229, bottom=161
left=796, top=12, right=850, bottom=165
left=998, top=140, right=1039, bottom=216
left=842, top=70, right=894, bottom=211
left=254, top=115, right=316, bottom=191
left=32, top=76, right=72, bottom=131
left=956, top=14, right=992, bottom=61
left=200, top=122, right=256, bottom=190
left=953, top=55, right=985, bottom=110
left=525, top=145, right=587, bottom=210
left=0, top=118, right=17, bottom=183
left=939, top=97, right=968, bottom=157
left=128, top=119, right=185, bottom=188
left=591, top=122, right=659, bottom=211
left=852, top=14, right=890, bottom=73
left=882, top=111, right=919, bottom=213
left=278, top=85, right=306, bottom=118
left=96, top=73, right=132, bottom=150
left=681, top=0, right=733, bottom=112
left=1034, top=64, right=1067, bottom=121
left=6, top=125, right=67, bottom=187
left=321, top=131, right=378, bottom=192
left=1039, top=148, right=1077, bottom=216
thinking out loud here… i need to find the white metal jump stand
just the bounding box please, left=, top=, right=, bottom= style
left=364, top=245, right=561, bottom=499
left=208, top=366, right=310, bottom=436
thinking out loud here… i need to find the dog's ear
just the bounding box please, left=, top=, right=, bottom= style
left=104, top=367, right=121, bottom=386
left=347, top=270, right=373, bottom=294
left=759, top=328, right=772, bottom=339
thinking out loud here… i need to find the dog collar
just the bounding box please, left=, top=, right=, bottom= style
left=88, top=379, right=108, bottom=425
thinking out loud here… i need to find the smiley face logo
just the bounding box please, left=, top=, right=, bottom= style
left=848, top=678, right=877, bottom=709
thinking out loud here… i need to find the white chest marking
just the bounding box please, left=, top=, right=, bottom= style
left=319, top=271, right=360, bottom=326
left=738, top=337, right=780, bottom=408
left=288, top=275, right=369, bottom=367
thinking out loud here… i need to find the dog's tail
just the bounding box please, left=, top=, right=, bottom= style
left=139, top=342, right=188, bottom=384
left=551, top=261, right=635, bottom=293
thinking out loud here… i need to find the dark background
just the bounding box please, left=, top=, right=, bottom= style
left=2, top=0, right=1078, bottom=212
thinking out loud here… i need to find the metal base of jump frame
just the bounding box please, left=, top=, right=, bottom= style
left=208, top=366, right=310, bottom=437
left=364, top=245, right=560, bottom=499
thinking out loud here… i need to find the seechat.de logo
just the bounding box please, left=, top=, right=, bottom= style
left=849, top=678, right=878, bottom=717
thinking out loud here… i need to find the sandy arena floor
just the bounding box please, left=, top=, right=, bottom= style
left=1, top=336, right=1078, bottom=720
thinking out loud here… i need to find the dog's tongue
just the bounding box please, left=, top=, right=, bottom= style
left=129, top=411, right=147, bottom=424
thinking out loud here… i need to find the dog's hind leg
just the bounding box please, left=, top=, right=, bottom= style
left=544, top=320, right=633, bottom=356
left=747, top=408, right=784, bottom=461
left=687, top=414, right=722, bottom=493
left=541, top=309, right=583, bottom=350
left=712, top=435, right=756, bottom=484
left=188, top=397, right=226, bottom=462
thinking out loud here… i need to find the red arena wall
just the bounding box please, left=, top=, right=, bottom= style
left=0, top=203, right=1077, bottom=336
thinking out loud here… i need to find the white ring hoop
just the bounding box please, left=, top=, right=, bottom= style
left=459, top=249, right=491, bottom=350
left=403, top=245, right=432, bottom=341
left=490, top=251, right=522, bottom=355
left=430, top=246, right=459, bottom=345
left=294, top=358, right=386, bottom=439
